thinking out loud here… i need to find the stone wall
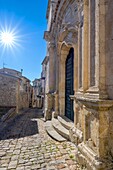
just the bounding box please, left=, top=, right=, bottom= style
left=106, top=1, right=113, bottom=99
left=0, top=74, right=17, bottom=107
left=18, top=92, right=29, bottom=110
left=0, top=72, right=31, bottom=112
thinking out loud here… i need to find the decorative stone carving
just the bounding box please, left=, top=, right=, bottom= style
left=44, top=31, right=54, bottom=42
left=69, top=126, right=83, bottom=144
left=63, top=31, right=78, bottom=46
left=62, top=1, right=79, bottom=27
left=76, top=96, right=113, bottom=169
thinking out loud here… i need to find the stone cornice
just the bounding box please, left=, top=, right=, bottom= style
left=75, top=96, right=113, bottom=111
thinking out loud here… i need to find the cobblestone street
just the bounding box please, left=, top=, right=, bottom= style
left=0, top=109, right=81, bottom=170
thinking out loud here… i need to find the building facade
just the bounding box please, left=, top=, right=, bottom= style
left=0, top=68, right=32, bottom=113
left=44, top=0, right=113, bottom=169
left=32, top=78, right=43, bottom=108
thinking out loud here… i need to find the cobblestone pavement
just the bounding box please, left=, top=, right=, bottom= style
left=0, top=108, right=82, bottom=170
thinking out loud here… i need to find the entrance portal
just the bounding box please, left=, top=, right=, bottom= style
left=65, top=48, right=74, bottom=121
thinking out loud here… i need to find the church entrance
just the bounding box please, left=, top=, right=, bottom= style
left=65, top=48, right=74, bottom=121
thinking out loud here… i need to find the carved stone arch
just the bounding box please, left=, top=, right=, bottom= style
left=54, top=0, right=81, bottom=35
left=54, top=1, right=79, bottom=118
left=58, top=42, right=73, bottom=116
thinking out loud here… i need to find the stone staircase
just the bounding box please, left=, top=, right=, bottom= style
left=45, top=115, right=74, bottom=142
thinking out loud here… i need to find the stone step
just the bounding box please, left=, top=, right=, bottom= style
left=58, top=115, right=74, bottom=130
left=52, top=118, right=70, bottom=140
left=45, top=121, right=66, bottom=142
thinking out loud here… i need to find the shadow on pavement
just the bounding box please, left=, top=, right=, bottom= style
left=0, top=108, right=44, bottom=140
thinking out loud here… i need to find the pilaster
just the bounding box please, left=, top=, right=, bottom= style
left=82, top=0, right=89, bottom=92
left=48, top=42, right=55, bottom=93
left=76, top=97, right=113, bottom=169
left=44, top=93, right=54, bottom=120
left=52, top=92, right=59, bottom=118
left=85, top=0, right=108, bottom=99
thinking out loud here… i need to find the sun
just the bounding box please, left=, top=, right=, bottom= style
left=0, top=22, right=23, bottom=58
left=1, top=31, right=14, bottom=45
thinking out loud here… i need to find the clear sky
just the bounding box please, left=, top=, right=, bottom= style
left=0, top=0, right=48, bottom=82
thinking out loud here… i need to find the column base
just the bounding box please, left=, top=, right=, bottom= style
left=77, top=142, right=113, bottom=170
left=44, top=109, right=52, bottom=121
left=85, top=86, right=108, bottom=100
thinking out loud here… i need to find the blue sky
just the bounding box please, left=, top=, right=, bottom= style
left=0, top=0, right=48, bottom=82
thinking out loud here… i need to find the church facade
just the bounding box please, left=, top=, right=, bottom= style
left=44, top=0, right=113, bottom=169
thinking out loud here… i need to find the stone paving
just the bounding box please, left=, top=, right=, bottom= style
left=0, top=108, right=82, bottom=170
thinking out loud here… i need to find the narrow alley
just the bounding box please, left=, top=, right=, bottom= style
left=0, top=109, right=81, bottom=170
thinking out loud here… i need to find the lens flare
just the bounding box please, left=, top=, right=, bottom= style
left=1, top=32, right=14, bottom=45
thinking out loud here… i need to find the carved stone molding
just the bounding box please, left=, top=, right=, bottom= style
left=58, top=24, right=78, bottom=47
left=44, top=31, right=54, bottom=42
left=48, top=42, right=55, bottom=49
left=75, top=97, right=113, bottom=111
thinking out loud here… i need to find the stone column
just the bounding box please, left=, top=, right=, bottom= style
left=48, top=42, right=55, bottom=93
left=88, top=0, right=96, bottom=87
left=73, top=43, right=79, bottom=127
left=95, top=0, right=107, bottom=99
left=74, top=43, right=78, bottom=93
left=44, top=42, right=56, bottom=120
left=55, top=51, right=59, bottom=93
left=52, top=92, right=59, bottom=118
left=78, top=6, right=83, bottom=90
left=82, top=0, right=89, bottom=92
left=45, top=93, right=54, bottom=120
left=85, top=0, right=108, bottom=99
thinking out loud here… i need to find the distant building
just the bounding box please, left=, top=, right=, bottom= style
left=0, top=68, right=32, bottom=113
left=32, top=78, right=42, bottom=108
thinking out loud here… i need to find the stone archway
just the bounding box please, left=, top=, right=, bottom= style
left=58, top=42, right=78, bottom=121
left=58, top=43, right=70, bottom=117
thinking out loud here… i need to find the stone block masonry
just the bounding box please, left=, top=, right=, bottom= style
left=0, top=74, right=17, bottom=107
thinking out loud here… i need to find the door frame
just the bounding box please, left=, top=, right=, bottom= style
left=65, top=48, right=74, bottom=121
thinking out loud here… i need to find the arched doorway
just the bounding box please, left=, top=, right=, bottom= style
left=65, top=48, right=74, bottom=121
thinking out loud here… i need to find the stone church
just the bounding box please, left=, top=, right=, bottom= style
left=44, top=0, right=113, bottom=169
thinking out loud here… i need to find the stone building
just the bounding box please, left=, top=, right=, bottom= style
left=32, top=78, right=43, bottom=108
left=44, top=0, right=113, bottom=169
left=0, top=68, right=32, bottom=113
